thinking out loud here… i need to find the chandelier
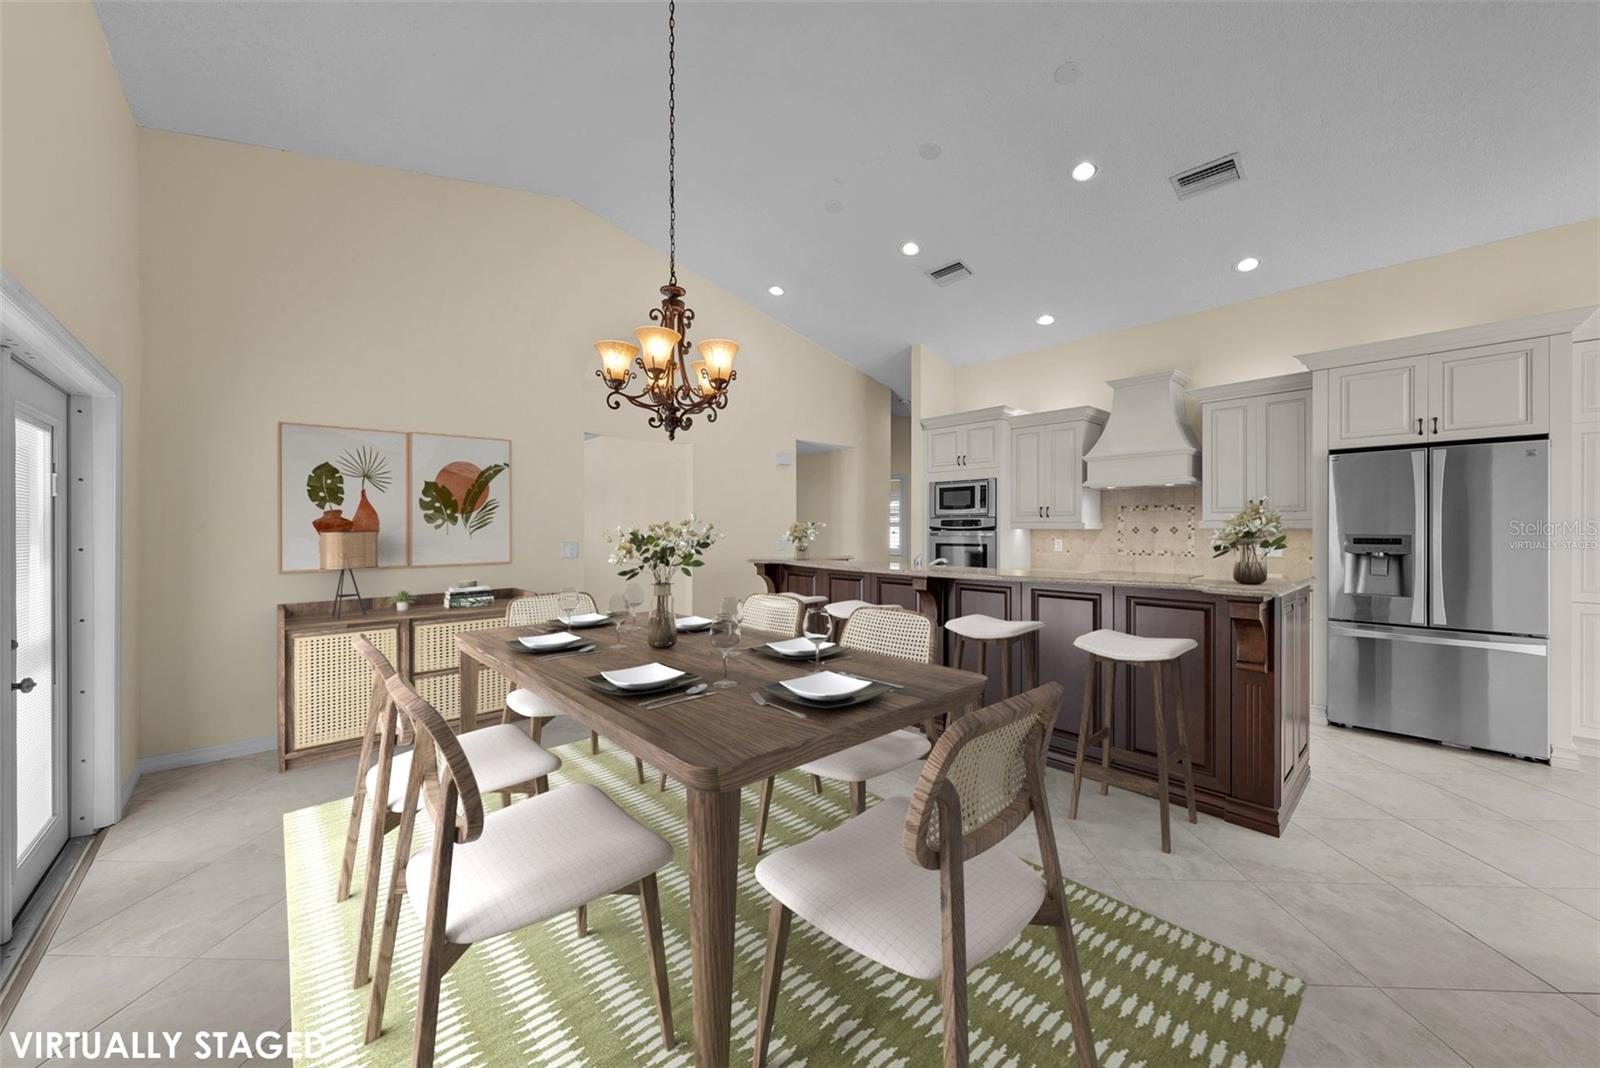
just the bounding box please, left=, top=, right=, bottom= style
left=593, top=0, right=738, bottom=441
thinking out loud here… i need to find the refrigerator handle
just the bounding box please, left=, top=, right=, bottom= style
left=1410, top=449, right=1428, bottom=626
left=1429, top=448, right=1446, bottom=628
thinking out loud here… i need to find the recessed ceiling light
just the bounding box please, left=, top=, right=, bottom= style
left=1235, top=256, right=1260, bottom=273
left=768, top=285, right=784, bottom=296
left=1035, top=314, right=1055, bottom=326
left=1071, top=161, right=1097, bottom=182
left=901, top=241, right=920, bottom=256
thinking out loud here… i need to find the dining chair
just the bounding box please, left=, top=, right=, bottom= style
left=503, top=592, right=646, bottom=784
left=740, top=593, right=804, bottom=636
left=751, top=682, right=1098, bottom=1068
left=751, top=607, right=935, bottom=855
left=365, top=671, right=677, bottom=1067
left=339, top=635, right=563, bottom=989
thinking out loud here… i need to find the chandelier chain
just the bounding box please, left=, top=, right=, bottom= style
left=667, top=0, right=677, bottom=285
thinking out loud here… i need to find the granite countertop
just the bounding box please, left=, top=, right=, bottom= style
left=751, top=558, right=1312, bottom=600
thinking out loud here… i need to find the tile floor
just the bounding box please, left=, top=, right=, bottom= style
left=4, top=715, right=1598, bottom=1067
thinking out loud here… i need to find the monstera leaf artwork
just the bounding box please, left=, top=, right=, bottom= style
left=305, top=462, right=344, bottom=511
left=418, top=461, right=508, bottom=537
left=281, top=424, right=408, bottom=572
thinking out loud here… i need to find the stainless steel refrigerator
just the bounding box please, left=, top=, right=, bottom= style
left=1327, top=439, right=1549, bottom=760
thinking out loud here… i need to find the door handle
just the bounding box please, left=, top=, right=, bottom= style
left=1416, top=417, right=1424, bottom=435
left=1432, top=416, right=1439, bottom=434
left=1045, top=506, right=1051, bottom=518
left=12, top=677, right=36, bottom=694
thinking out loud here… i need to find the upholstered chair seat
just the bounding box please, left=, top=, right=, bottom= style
left=366, top=723, right=560, bottom=813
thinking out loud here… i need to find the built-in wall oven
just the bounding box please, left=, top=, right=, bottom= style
left=928, top=517, right=996, bottom=569
left=930, top=478, right=995, bottom=519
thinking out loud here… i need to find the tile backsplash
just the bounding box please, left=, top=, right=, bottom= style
left=1027, top=487, right=1314, bottom=580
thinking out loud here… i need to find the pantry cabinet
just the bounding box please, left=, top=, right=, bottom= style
left=1007, top=407, right=1107, bottom=528
left=1325, top=340, right=1549, bottom=449
left=1193, top=374, right=1312, bottom=528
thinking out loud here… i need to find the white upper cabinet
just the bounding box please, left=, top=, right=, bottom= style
left=1193, top=374, right=1313, bottom=528
left=1007, top=408, right=1106, bottom=528
left=1325, top=341, right=1549, bottom=449
left=1327, top=357, right=1428, bottom=448
left=921, top=407, right=1017, bottom=474
left=1427, top=338, right=1549, bottom=441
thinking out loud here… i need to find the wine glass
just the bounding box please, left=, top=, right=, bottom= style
left=607, top=592, right=629, bottom=648
left=802, top=607, right=831, bottom=673
left=720, top=595, right=741, bottom=621
left=624, top=582, right=644, bottom=623
left=558, top=587, right=579, bottom=628
left=709, top=616, right=740, bottom=689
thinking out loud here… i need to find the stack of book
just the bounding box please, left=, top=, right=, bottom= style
left=444, top=584, right=495, bottom=609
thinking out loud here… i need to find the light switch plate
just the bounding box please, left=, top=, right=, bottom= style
left=560, top=540, right=580, bottom=559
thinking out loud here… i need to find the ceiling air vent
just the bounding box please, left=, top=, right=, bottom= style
left=1170, top=153, right=1242, bottom=199
left=929, top=260, right=972, bottom=287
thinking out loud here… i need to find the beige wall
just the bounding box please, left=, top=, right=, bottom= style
left=136, top=130, right=888, bottom=759
left=0, top=1, right=144, bottom=779
left=907, top=344, right=956, bottom=556
left=580, top=435, right=694, bottom=606
left=795, top=449, right=852, bottom=557
left=890, top=415, right=910, bottom=479
left=949, top=220, right=1600, bottom=412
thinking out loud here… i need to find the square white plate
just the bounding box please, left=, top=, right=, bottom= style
left=519, top=631, right=583, bottom=651
left=602, top=662, right=688, bottom=690
left=676, top=615, right=715, bottom=631
left=766, top=637, right=837, bottom=657
left=564, top=612, right=611, bottom=628
left=779, top=671, right=870, bottom=701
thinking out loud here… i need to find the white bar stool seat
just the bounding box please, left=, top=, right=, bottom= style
left=1073, top=628, right=1196, bottom=662
left=946, top=614, right=1044, bottom=642
left=944, top=614, right=1044, bottom=700
left=823, top=598, right=875, bottom=621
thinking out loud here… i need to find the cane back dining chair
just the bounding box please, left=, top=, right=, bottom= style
left=751, top=682, right=1099, bottom=1068
left=338, top=635, right=562, bottom=988
left=751, top=606, right=935, bottom=855
left=365, top=671, right=677, bottom=1067
left=502, top=592, right=647, bottom=784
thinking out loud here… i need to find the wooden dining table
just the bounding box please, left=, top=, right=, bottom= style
left=456, top=620, right=986, bottom=1068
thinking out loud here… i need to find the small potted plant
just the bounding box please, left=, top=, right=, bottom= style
left=784, top=520, right=825, bottom=560
left=1212, top=500, right=1287, bottom=585
left=606, top=517, right=722, bottom=648
left=394, top=589, right=413, bottom=612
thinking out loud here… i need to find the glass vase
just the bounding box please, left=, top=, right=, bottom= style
left=1233, top=543, right=1268, bottom=585
left=647, top=582, right=678, bottom=649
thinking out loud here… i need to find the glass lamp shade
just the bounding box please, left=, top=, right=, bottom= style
left=633, top=326, right=682, bottom=379
left=689, top=359, right=719, bottom=397
left=697, top=338, right=739, bottom=386
left=594, top=339, right=638, bottom=385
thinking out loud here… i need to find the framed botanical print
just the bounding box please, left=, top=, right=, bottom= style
left=408, top=432, right=512, bottom=566
left=279, top=423, right=408, bottom=572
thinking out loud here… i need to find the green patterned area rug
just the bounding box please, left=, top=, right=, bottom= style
left=286, top=742, right=1302, bottom=1067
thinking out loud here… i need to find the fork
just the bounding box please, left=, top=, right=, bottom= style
left=751, top=690, right=807, bottom=719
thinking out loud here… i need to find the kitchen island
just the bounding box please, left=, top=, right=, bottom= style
left=753, top=559, right=1312, bottom=835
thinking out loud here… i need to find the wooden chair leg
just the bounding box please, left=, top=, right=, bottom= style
left=590, top=730, right=601, bottom=755
left=1068, top=656, right=1095, bottom=820
left=658, top=770, right=668, bottom=792
left=365, top=760, right=425, bottom=1043
left=978, top=641, right=989, bottom=697
left=1169, top=661, right=1198, bottom=824
left=338, top=700, right=381, bottom=902
left=753, top=776, right=774, bottom=856
left=752, top=898, right=792, bottom=1068
left=576, top=903, right=588, bottom=938
left=938, top=800, right=970, bottom=1068
left=810, top=774, right=824, bottom=795
left=354, top=716, right=400, bottom=987
left=498, top=790, right=513, bottom=810
left=1098, top=659, right=1115, bottom=796
left=848, top=780, right=866, bottom=816
left=1000, top=638, right=1014, bottom=699
left=528, top=717, right=545, bottom=744
left=637, top=874, right=675, bottom=1049
left=635, top=757, right=646, bottom=785
left=533, top=775, right=549, bottom=796
left=952, top=635, right=965, bottom=673
left=1151, top=663, right=1173, bottom=854
left=1027, top=751, right=1099, bottom=1068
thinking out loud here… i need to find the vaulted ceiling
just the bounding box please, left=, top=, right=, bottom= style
left=97, top=2, right=1600, bottom=394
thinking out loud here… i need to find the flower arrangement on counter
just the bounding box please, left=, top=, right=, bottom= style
left=1211, top=500, right=1287, bottom=585
left=784, top=520, right=826, bottom=557
left=606, top=517, right=722, bottom=584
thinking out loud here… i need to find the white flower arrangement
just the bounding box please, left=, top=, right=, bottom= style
left=606, top=516, right=722, bottom=584
left=784, top=520, right=825, bottom=548
left=1211, top=500, right=1288, bottom=557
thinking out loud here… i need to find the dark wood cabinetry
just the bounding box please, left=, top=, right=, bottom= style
left=753, top=561, right=1311, bottom=834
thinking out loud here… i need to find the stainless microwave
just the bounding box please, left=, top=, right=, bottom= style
left=930, top=478, right=995, bottom=519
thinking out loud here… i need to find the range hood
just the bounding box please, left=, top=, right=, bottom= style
left=1083, top=370, right=1200, bottom=489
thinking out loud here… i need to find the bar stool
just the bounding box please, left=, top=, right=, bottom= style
left=782, top=592, right=827, bottom=611
left=823, top=599, right=893, bottom=640
left=944, top=614, right=1044, bottom=699
left=1067, top=629, right=1199, bottom=853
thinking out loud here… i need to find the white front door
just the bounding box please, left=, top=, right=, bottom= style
left=6, top=358, right=69, bottom=926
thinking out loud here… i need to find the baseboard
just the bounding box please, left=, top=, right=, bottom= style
left=1311, top=703, right=1328, bottom=726
left=119, top=767, right=141, bottom=813
left=136, top=734, right=277, bottom=776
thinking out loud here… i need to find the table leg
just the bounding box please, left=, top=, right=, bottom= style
left=458, top=649, right=479, bottom=732
left=686, top=786, right=741, bottom=1068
